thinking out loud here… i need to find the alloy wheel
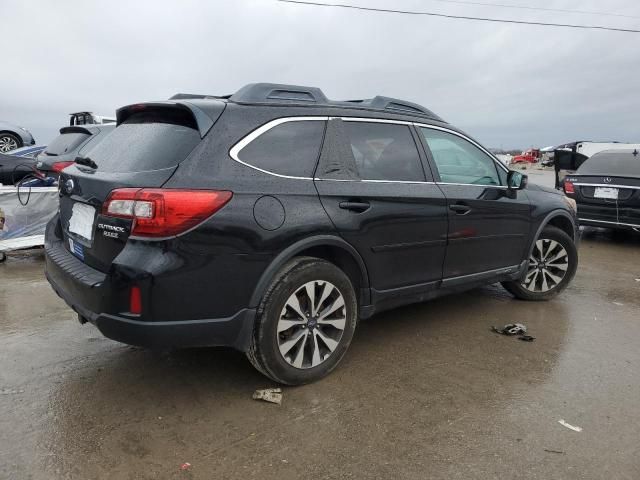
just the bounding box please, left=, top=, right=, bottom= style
left=277, top=280, right=347, bottom=369
left=0, top=135, right=19, bottom=153
left=522, top=238, right=569, bottom=293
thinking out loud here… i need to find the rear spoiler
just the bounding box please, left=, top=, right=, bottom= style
left=59, top=126, right=95, bottom=135
left=116, top=100, right=225, bottom=138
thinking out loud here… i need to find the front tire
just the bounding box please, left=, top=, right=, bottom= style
left=502, top=226, right=577, bottom=301
left=247, top=257, right=358, bottom=385
left=0, top=132, right=22, bottom=153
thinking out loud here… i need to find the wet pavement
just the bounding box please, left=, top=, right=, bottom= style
left=1, top=199, right=639, bottom=479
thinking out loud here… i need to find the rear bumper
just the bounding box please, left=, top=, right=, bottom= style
left=45, top=231, right=256, bottom=351
left=577, top=202, right=640, bottom=231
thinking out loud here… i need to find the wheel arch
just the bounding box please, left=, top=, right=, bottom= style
left=529, top=210, right=577, bottom=257
left=249, top=235, right=370, bottom=308
left=0, top=130, right=24, bottom=147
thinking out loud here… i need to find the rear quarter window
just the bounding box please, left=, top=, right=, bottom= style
left=235, top=120, right=325, bottom=178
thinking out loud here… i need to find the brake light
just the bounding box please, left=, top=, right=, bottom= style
left=129, top=286, right=142, bottom=315
left=564, top=180, right=575, bottom=194
left=103, top=189, right=233, bottom=237
left=51, top=161, right=75, bottom=173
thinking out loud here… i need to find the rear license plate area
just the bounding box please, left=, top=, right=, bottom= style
left=68, top=202, right=96, bottom=243
left=594, top=187, right=618, bottom=200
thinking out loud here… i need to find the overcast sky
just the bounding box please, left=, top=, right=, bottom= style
left=2, top=0, right=639, bottom=149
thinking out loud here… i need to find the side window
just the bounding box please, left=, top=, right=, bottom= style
left=344, top=122, right=425, bottom=182
left=420, top=128, right=502, bottom=186
left=237, top=120, right=325, bottom=177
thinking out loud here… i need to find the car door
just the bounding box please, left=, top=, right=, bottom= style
left=314, top=118, right=448, bottom=297
left=417, top=126, right=531, bottom=280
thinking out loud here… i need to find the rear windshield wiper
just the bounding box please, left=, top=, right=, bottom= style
left=75, top=156, right=98, bottom=169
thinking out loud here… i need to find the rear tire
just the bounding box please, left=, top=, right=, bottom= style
left=502, top=226, right=577, bottom=301
left=247, top=257, right=358, bottom=385
left=0, top=132, right=22, bottom=153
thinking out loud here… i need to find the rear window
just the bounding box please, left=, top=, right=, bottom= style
left=77, top=128, right=114, bottom=156
left=237, top=120, right=325, bottom=177
left=85, top=110, right=200, bottom=173
left=44, top=133, right=90, bottom=156
left=578, top=151, right=640, bottom=176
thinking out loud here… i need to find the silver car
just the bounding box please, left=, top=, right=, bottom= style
left=0, top=121, right=36, bottom=153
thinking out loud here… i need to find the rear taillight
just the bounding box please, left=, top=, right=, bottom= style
left=564, top=180, right=575, bottom=195
left=51, top=161, right=75, bottom=173
left=102, top=189, right=233, bottom=238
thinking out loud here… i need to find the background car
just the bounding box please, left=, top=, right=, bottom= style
left=36, top=124, right=115, bottom=177
left=0, top=121, right=36, bottom=153
left=564, top=149, right=640, bottom=231
left=0, top=152, right=39, bottom=185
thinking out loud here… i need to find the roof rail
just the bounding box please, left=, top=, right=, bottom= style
left=343, top=96, right=442, bottom=120
left=230, top=83, right=329, bottom=104
left=180, top=83, right=444, bottom=121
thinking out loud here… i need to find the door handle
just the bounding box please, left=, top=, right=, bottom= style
left=449, top=203, right=471, bottom=215
left=339, top=201, right=371, bottom=213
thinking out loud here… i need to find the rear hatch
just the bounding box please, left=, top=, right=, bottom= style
left=56, top=101, right=225, bottom=272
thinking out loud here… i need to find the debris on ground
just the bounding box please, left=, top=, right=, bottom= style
left=253, top=388, right=283, bottom=405
left=492, top=323, right=527, bottom=336
left=180, top=462, right=191, bottom=471
left=613, top=301, right=624, bottom=306
left=492, top=324, right=536, bottom=342
left=544, top=448, right=566, bottom=454
left=558, top=419, right=582, bottom=432
left=518, top=335, right=536, bottom=342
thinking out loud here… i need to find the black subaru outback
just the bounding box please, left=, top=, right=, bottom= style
left=45, top=83, right=578, bottom=384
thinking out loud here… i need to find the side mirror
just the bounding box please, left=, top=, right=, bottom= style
left=507, top=170, right=528, bottom=190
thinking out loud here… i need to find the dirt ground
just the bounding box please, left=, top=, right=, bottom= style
left=1, top=170, right=639, bottom=479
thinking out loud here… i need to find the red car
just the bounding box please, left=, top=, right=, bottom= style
left=512, top=148, right=541, bottom=164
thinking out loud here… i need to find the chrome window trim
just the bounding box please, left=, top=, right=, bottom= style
left=339, top=116, right=412, bottom=126
left=229, top=115, right=509, bottom=186
left=437, top=182, right=508, bottom=189
left=579, top=218, right=640, bottom=228
left=573, top=182, right=640, bottom=190
left=314, top=178, right=436, bottom=185
left=229, top=116, right=328, bottom=180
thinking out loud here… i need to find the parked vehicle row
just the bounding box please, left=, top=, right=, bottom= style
left=44, top=83, right=579, bottom=384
